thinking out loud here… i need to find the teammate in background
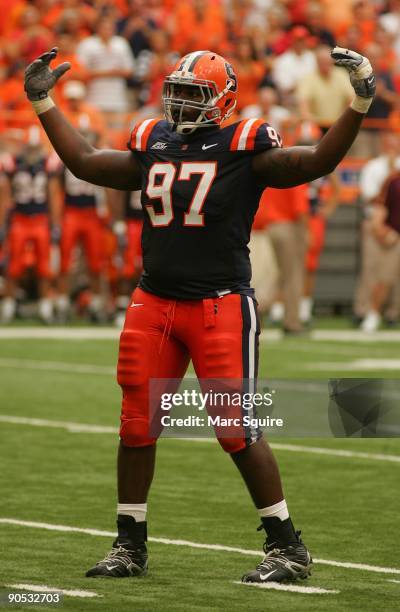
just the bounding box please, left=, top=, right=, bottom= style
left=110, top=189, right=143, bottom=328
left=0, top=126, right=62, bottom=323
left=300, top=173, right=340, bottom=325
left=55, top=132, right=106, bottom=322
left=23, top=46, right=375, bottom=584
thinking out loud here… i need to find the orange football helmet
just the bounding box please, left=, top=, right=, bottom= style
left=163, top=50, right=238, bottom=134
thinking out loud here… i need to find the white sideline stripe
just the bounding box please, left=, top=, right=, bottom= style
left=269, top=442, right=400, bottom=464
left=0, top=415, right=118, bottom=434
left=1, top=518, right=400, bottom=576
left=308, top=359, right=400, bottom=371
left=387, top=579, right=400, bottom=583
left=1, top=414, right=400, bottom=463
left=2, top=327, right=400, bottom=342
left=6, top=583, right=100, bottom=598
left=0, top=357, right=114, bottom=376
left=0, top=327, right=120, bottom=339
left=233, top=581, right=339, bottom=594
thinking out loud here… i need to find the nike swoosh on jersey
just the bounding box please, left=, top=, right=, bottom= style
left=202, top=143, right=218, bottom=150
left=130, top=303, right=144, bottom=307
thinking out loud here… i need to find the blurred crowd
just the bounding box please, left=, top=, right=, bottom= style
left=1, top=0, right=400, bottom=331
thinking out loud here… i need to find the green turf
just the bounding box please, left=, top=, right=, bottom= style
left=0, top=333, right=399, bottom=611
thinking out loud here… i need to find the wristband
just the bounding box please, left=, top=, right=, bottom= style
left=350, top=95, right=373, bottom=114
left=31, top=96, right=55, bottom=115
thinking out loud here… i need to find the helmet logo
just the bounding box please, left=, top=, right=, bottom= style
left=225, top=63, right=237, bottom=92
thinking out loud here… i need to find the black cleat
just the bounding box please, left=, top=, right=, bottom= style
left=242, top=531, right=312, bottom=584
left=86, top=515, right=148, bottom=578
left=86, top=539, right=148, bottom=578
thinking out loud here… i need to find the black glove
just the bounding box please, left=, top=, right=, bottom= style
left=24, top=47, right=71, bottom=101
left=331, top=46, right=376, bottom=99
left=50, top=224, right=62, bottom=245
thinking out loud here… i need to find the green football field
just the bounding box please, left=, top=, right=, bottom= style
left=0, top=329, right=399, bottom=611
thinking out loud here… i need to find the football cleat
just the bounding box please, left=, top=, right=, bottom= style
left=241, top=531, right=312, bottom=584
left=86, top=539, right=148, bottom=578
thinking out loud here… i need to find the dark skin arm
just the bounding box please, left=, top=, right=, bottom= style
left=38, top=106, right=142, bottom=191
left=253, top=107, right=364, bottom=188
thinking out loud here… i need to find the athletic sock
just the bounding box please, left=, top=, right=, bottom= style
left=258, top=500, right=298, bottom=547
left=117, top=503, right=147, bottom=523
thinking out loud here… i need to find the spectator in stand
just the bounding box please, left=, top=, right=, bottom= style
left=241, top=86, right=293, bottom=135
left=60, top=80, right=107, bottom=143
left=77, top=15, right=135, bottom=115
left=42, top=0, right=97, bottom=35
left=141, top=30, right=178, bottom=114
left=296, top=45, right=353, bottom=133
left=263, top=3, right=291, bottom=56
left=117, top=0, right=157, bottom=58
left=347, top=1, right=377, bottom=49
left=271, top=26, right=316, bottom=100
left=354, top=132, right=400, bottom=326
left=379, top=0, right=400, bottom=59
left=361, top=42, right=399, bottom=156
left=167, top=0, right=227, bottom=56
left=52, top=31, right=89, bottom=96
left=0, top=63, right=35, bottom=128
left=305, top=2, right=336, bottom=48
left=318, top=0, right=354, bottom=39
left=231, top=37, right=266, bottom=112
left=4, top=5, right=53, bottom=66
left=361, top=169, right=400, bottom=331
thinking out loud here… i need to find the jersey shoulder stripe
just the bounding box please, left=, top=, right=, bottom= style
left=128, top=118, right=162, bottom=152
left=230, top=118, right=264, bottom=151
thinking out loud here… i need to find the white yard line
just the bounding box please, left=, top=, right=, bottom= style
left=0, top=415, right=118, bottom=433
left=1, top=414, right=400, bottom=463
left=233, top=581, right=339, bottom=594
left=0, top=518, right=399, bottom=576
left=387, top=579, right=400, bottom=584
left=307, top=359, right=400, bottom=371
left=0, top=327, right=119, bottom=340
left=0, top=357, right=115, bottom=376
left=1, top=327, right=400, bottom=342
left=5, top=583, right=100, bottom=598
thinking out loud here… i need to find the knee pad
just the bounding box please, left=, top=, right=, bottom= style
left=217, top=436, right=247, bottom=454
left=119, top=415, right=157, bottom=447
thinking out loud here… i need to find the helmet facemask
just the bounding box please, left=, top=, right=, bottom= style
left=163, top=77, right=223, bottom=134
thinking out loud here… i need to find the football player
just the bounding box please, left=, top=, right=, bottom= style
left=23, top=46, right=375, bottom=583
left=0, top=126, right=62, bottom=324
left=110, top=189, right=144, bottom=327
left=55, top=133, right=106, bottom=323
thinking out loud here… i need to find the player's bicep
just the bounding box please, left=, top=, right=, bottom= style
left=252, top=146, right=319, bottom=189
left=83, top=149, right=142, bottom=191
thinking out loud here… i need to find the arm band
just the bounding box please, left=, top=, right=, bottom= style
left=350, top=95, right=373, bottom=114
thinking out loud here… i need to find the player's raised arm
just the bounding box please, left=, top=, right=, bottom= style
left=253, top=47, right=376, bottom=188
left=24, top=48, right=141, bottom=191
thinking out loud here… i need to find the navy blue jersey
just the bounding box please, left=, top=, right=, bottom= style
left=64, top=167, right=98, bottom=209
left=128, top=118, right=282, bottom=299
left=125, top=190, right=144, bottom=221
left=1, top=154, right=59, bottom=216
